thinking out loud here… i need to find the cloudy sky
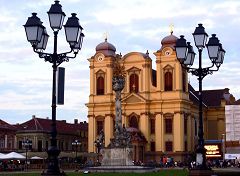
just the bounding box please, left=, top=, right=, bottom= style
left=0, top=0, right=240, bottom=124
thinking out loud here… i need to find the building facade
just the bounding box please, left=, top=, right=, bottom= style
left=15, top=116, right=88, bottom=155
left=86, top=34, right=235, bottom=162
left=0, top=120, right=17, bottom=152
left=225, top=100, right=240, bottom=157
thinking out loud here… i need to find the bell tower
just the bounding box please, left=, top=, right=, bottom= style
left=154, top=32, right=188, bottom=92
left=153, top=31, right=190, bottom=156
left=87, top=38, right=117, bottom=152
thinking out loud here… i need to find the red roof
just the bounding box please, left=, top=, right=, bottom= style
left=0, top=119, right=17, bottom=131
left=17, top=117, right=88, bottom=134
left=201, top=88, right=234, bottom=107
left=189, top=85, right=235, bottom=107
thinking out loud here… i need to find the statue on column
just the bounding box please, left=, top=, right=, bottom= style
left=101, top=54, right=133, bottom=167
left=110, top=54, right=131, bottom=148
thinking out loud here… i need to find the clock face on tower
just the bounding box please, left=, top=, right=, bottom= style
left=95, top=53, right=104, bottom=62
left=98, top=56, right=104, bottom=62
left=163, top=47, right=173, bottom=56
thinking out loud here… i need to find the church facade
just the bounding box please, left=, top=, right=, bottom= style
left=86, top=33, right=235, bottom=162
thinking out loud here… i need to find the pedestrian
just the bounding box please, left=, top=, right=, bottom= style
left=235, top=157, right=239, bottom=167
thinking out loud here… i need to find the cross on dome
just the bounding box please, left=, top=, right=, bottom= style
left=169, top=24, right=174, bottom=35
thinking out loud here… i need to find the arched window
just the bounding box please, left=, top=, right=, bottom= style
left=129, top=116, right=138, bottom=129
left=97, top=76, right=104, bottom=95
left=96, top=120, right=104, bottom=135
left=165, top=141, right=173, bottom=152
left=130, top=73, right=139, bottom=93
left=165, top=118, right=172, bottom=134
left=164, top=71, right=172, bottom=91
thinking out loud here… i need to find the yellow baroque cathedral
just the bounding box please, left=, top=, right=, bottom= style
left=86, top=33, right=235, bottom=162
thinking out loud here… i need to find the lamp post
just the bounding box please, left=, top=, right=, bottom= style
left=175, top=24, right=225, bottom=171
left=23, top=1, right=84, bottom=175
left=22, top=139, right=32, bottom=171
left=222, top=134, right=226, bottom=160
left=72, top=140, right=81, bottom=163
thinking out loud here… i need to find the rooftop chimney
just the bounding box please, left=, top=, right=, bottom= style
left=74, top=119, right=78, bottom=124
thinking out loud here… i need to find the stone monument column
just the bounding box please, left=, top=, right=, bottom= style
left=101, top=54, right=133, bottom=166
left=112, top=76, right=125, bottom=147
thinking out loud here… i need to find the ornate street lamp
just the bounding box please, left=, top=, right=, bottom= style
left=22, top=139, right=32, bottom=171
left=72, top=140, right=81, bottom=163
left=23, top=1, right=84, bottom=175
left=175, top=24, right=225, bottom=173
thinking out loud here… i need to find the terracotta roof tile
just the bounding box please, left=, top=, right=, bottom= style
left=200, top=88, right=229, bottom=107
left=18, top=117, right=88, bottom=134
left=0, top=119, right=17, bottom=131
left=188, top=84, right=232, bottom=107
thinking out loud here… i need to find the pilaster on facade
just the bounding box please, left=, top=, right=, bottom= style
left=186, top=114, right=193, bottom=151
left=14, top=136, right=17, bottom=149
left=4, top=135, right=8, bottom=148
left=140, top=111, right=152, bottom=151
left=155, top=113, right=163, bottom=152
left=88, top=59, right=95, bottom=95
left=139, top=113, right=150, bottom=151
left=173, top=113, right=184, bottom=152
left=106, top=62, right=113, bottom=94
left=142, top=62, right=151, bottom=93
left=88, top=115, right=95, bottom=152
left=104, top=114, right=114, bottom=147
left=156, top=59, right=163, bottom=91
left=174, top=62, right=182, bottom=91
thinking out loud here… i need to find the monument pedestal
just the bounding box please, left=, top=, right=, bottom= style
left=101, top=147, right=133, bottom=166
left=87, top=147, right=156, bottom=173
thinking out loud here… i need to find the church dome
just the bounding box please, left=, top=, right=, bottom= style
left=96, top=39, right=116, bottom=57
left=159, top=32, right=178, bottom=51
left=161, top=33, right=178, bottom=45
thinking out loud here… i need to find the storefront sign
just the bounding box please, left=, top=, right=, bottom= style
left=204, top=144, right=222, bottom=158
left=225, top=153, right=240, bottom=159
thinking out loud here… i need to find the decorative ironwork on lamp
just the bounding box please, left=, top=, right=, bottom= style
left=23, top=1, right=84, bottom=175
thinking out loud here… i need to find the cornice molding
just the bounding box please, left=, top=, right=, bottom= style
left=87, top=114, right=95, bottom=118
left=105, top=113, right=115, bottom=118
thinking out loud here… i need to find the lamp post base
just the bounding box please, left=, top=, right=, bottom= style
left=41, top=146, right=65, bottom=176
